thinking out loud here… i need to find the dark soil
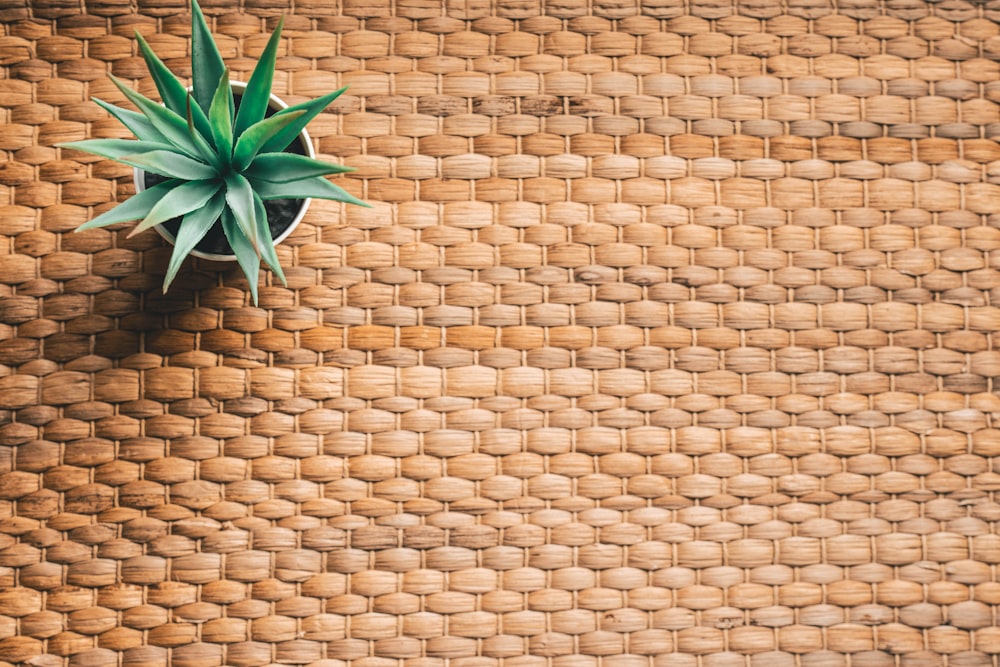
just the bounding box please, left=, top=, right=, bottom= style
left=145, top=96, right=309, bottom=257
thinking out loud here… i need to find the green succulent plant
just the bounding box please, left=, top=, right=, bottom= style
left=59, top=0, right=366, bottom=303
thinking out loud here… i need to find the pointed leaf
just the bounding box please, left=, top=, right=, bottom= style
left=231, top=110, right=305, bottom=171
left=118, top=150, right=217, bottom=180
left=109, top=74, right=216, bottom=164
left=134, top=31, right=187, bottom=115
left=186, top=95, right=197, bottom=139
left=93, top=97, right=169, bottom=143
left=209, top=69, right=234, bottom=160
left=260, top=87, right=348, bottom=154
left=250, top=174, right=369, bottom=207
left=220, top=207, right=261, bottom=305
left=77, top=179, right=182, bottom=231
left=234, top=15, right=284, bottom=137
left=245, top=152, right=352, bottom=183
left=134, top=29, right=213, bottom=144
left=163, top=190, right=226, bottom=292
left=58, top=138, right=177, bottom=161
left=190, top=0, right=227, bottom=115
left=252, top=191, right=286, bottom=286
left=223, top=172, right=258, bottom=250
left=129, top=179, right=222, bottom=236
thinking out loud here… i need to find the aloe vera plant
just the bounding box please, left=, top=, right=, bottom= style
left=59, top=0, right=365, bottom=303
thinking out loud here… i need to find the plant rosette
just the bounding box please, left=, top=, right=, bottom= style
left=135, top=81, right=314, bottom=263
left=58, top=0, right=367, bottom=304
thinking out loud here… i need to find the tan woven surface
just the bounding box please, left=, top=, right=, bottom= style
left=2, top=0, right=1000, bottom=665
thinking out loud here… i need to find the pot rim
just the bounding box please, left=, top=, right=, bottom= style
left=133, top=80, right=314, bottom=262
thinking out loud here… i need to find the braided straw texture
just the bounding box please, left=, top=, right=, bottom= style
left=2, top=0, right=1000, bottom=665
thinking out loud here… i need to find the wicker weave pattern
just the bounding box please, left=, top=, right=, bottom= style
left=1, top=1, right=1000, bottom=665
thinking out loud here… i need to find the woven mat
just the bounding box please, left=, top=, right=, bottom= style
left=2, top=0, right=1000, bottom=665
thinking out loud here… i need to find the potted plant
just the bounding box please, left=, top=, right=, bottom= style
left=59, top=0, right=366, bottom=303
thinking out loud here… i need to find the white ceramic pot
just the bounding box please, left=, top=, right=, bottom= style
left=133, top=81, right=315, bottom=261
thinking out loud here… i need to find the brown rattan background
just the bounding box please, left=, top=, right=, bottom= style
left=2, top=0, right=1000, bottom=665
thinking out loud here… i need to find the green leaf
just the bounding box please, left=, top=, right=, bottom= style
left=190, top=0, right=227, bottom=115
left=130, top=179, right=222, bottom=237
left=57, top=138, right=177, bottom=161
left=220, top=206, right=261, bottom=305
left=259, top=87, right=347, bottom=154
left=93, top=97, right=169, bottom=143
left=134, top=29, right=214, bottom=146
left=231, top=110, right=305, bottom=171
left=245, top=152, right=352, bottom=183
left=250, top=174, right=369, bottom=207
left=109, top=74, right=216, bottom=164
left=223, top=171, right=259, bottom=250
left=208, top=70, right=234, bottom=161
left=77, top=179, right=182, bottom=231
left=233, top=15, right=284, bottom=138
left=163, top=189, right=226, bottom=292
left=60, top=142, right=210, bottom=183
left=251, top=190, right=286, bottom=286
left=134, top=31, right=187, bottom=115
left=118, top=150, right=218, bottom=180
